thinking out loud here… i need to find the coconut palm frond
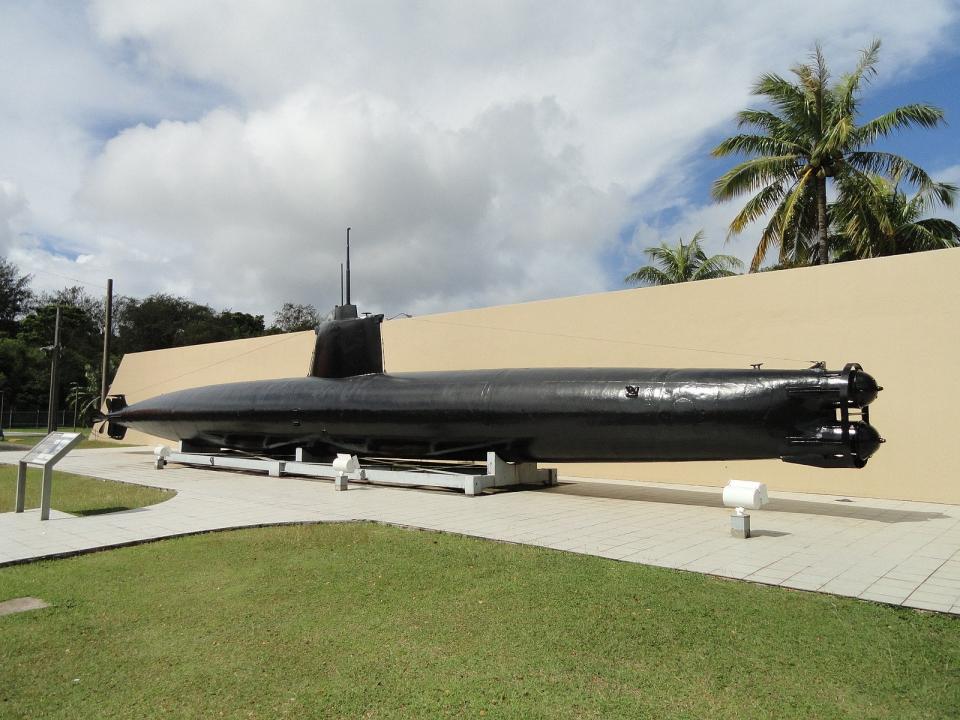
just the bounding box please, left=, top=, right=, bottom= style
left=625, top=231, right=743, bottom=286
left=831, top=39, right=881, bottom=120
left=714, top=41, right=947, bottom=266
left=909, top=219, right=960, bottom=249
left=727, top=182, right=787, bottom=234
left=624, top=265, right=675, bottom=286
left=846, top=151, right=934, bottom=188
left=691, top=253, right=744, bottom=281
left=750, top=193, right=795, bottom=271
left=711, top=134, right=803, bottom=158
left=711, top=155, right=799, bottom=201
left=854, top=104, right=946, bottom=146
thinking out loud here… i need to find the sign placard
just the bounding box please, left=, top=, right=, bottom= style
left=21, top=432, right=82, bottom=466
left=15, top=431, right=84, bottom=520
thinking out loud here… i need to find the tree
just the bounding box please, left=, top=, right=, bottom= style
left=832, top=175, right=960, bottom=259
left=712, top=40, right=951, bottom=270
left=0, top=257, right=32, bottom=334
left=0, top=336, right=46, bottom=412
left=17, top=304, right=103, bottom=413
left=625, top=230, right=743, bottom=286
left=116, top=294, right=267, bottom=353
left=218, top=311, right=266, bottom=339
left=36, top=285, right=107, bottom=331
left=270, top=303, right=324, bottom=333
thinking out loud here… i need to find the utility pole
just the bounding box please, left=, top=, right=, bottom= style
left=71, top=384, right=80, bottom=430
left=46, top=306, right=62, bottom=433
left=100, top=278, right=113, bottom=409
left=346, top=227, right=351, bottom=305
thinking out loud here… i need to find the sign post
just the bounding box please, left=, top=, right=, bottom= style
left=15, top=432, right=83, bottom=520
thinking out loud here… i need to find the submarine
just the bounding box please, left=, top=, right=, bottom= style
left=103, top=313, right=883, bottom=469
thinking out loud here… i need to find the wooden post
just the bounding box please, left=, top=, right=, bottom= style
left=46, top=307, right=61, bottom=433
left=100, top=278, right=113, bottom=410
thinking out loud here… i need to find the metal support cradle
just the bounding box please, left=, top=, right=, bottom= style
left=155, top=446, right=558, bottom=496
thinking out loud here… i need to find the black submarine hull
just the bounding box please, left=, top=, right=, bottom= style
left=106, top=365, right=882, bottom=468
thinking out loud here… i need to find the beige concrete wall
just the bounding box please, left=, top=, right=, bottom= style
left=381, top=248, right=960, bottom=504
left=99, top=248, right=960, bottom=503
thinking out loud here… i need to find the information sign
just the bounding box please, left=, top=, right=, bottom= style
left=22, top=432, right=81, bottom=466
left=14, top=432, right=83, bottom=520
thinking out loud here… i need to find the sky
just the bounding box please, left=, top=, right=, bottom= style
left=2, top=1, right=959, bottom=320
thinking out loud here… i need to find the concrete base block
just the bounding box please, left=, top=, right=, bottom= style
left=731, top=512, right=751, bottom=539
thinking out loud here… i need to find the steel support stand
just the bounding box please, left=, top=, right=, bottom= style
left=40, top=465, right=54, bottom=521
left=159, top=447, right=560, bottom=496
left=14, top=461, right=27, bottom=513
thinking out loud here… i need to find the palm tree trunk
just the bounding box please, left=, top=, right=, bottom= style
left=817, top=175, right=829, bottom=264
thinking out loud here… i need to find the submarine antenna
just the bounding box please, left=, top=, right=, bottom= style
left=346, top=227, right=351, bottom=305
left=332, top=228, right=358, bottom=319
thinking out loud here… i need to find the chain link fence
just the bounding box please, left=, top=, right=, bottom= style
left=1, top=409, right=80, bottom=430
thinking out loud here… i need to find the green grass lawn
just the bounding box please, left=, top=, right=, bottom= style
left=1, top=524, right=957, bottom=719
left=0, top=465, right=174, bottom=516
left=1, top=427, right=132, bottom=450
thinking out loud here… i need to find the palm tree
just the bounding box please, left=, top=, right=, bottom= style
left=832, top=175, right=960, bottom=259
left=625, top=230, right=743, bottom=286
left=712, top=39, right=950, bottom=270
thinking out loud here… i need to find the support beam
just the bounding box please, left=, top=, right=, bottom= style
left=161, top=448, right=560, bottom=496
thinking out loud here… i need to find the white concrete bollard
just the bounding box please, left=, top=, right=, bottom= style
left=722, top=480, right=769, bottom=539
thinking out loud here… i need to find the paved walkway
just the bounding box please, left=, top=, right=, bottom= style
left=2, top=447, right=960, bottom=615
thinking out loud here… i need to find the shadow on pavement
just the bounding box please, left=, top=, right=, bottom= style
left=543, top=481, right=949, bottom=524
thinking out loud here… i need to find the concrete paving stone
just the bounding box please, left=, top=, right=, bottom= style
left=920, top=578, right=960, bottom=593
left=833, top=574, right=885, bottom=589
left=864, top=587, right=920, bottom=602
left=903, top=599, right=953, bottom=613
left=906, top=587, right=960, bottom=603
left=618, top=551, right=665, bottom=565
left=866, top=574, right=923, bottom=589
left=598, top=546, right=646, bottom=561
left=711, top=567, right=761, bottom=580
left=763, top=559, right=811, bottom=572
left=654, top=549, right=716, bottom=567
left=907, top=553, right=954, bottom=568
left=868, top=578, right=920, bottom=597
left=883, top=571, right=938, bottom=584
left=782, top=574, right=835, bottom=589
left=917, top=548, right=960, bottom=561
left=859, top=591, right=909, bottom=605
left=682, top=559, right=728, bottom=574
left=819, top=581, right=874, bottom=596
left=745, top=571, right=797, bottom=585
left=0, top=597, right=50, bottom=616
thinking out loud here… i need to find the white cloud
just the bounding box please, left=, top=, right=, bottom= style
left=0, top=180, right=27, bottom=257
left=1, top=1, right=957, bottom=315
left=77, top=93, right=628, bottom=313
left=87, top=0, right=956, bottom=187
